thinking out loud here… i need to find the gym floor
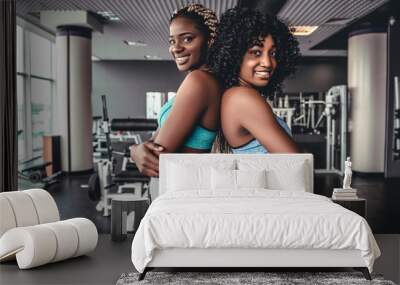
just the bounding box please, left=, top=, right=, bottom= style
left=0, top=234, right=134, bottom=285
left=1, top=173, right=399, bottom=284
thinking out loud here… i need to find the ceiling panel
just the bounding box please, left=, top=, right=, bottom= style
left=16, top=0, right=389, bottom=60
left=278, top=0, right=389, bottom=56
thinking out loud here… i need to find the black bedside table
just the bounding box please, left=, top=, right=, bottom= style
left=111, top=196, right=150, bottom=242
left=331, top=198, right=366, bottom=218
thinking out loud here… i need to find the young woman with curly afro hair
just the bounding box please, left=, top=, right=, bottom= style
left=130, top=4, right=221, bottom=177
left=208, top=7, right=301, bottom=153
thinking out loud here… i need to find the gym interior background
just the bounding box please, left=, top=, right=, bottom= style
left=1, top=0, right=400, bottom=284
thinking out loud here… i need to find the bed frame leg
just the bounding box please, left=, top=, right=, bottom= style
left=354, top=267, right=371, bottom=280
left=138, top=268, right=148, bottom=281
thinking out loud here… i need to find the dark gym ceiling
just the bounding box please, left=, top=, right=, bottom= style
left=16, top=0, right=393, bottom=60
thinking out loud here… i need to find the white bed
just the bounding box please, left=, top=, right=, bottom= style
left=131, top=154, right=380, bottom=280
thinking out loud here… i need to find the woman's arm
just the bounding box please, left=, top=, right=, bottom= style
left=130, top=141, right=163, bottom=177
left=131, top=70, right=215, bottom=176
left=130, top=129, right=163, bottom=177
left=154, top=70, right=211, bottom=152
left=229, top=87, right=299, bottom=153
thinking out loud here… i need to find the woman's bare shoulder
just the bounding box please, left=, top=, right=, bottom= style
left=178, top=70, right=219, bottom=100
left=185, top=69, right=218, bottom=85
left=173, top=70, right=217, bottom=106
left=223, top=86, right=267, bottom=106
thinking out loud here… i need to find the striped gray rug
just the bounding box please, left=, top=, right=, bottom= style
left=116, top=271, right=395, bottom=285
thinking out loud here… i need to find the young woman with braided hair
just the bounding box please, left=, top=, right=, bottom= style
left=208, top=7, right=300, bottom=153
left=130, top=4, right=221, bottom=177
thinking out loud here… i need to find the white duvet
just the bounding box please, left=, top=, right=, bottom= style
left=131, top=190, right=380, bottom=273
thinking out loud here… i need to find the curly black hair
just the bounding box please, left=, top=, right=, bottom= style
left=207, top=7, right=300, bottom=153
left=207, top=7, right=300, bottom=96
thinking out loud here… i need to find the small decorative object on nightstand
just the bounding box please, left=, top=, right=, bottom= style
left=332, top=157, right=358, bottom=200
left=331, top=157, right=365, bottom=217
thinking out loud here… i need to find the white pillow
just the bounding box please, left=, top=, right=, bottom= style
left=167, top=162, right=210, bottom=191
left=236, top=169, right=267, bottom=188
left=166, top=160, right=236, bottom=192
left=211, top=168, right=267, bottom=190
left=266, top=166, right=306, bottom=191
left=211, top=168, right=236, bottom=190
left=238, top=159, right=307, bottom=191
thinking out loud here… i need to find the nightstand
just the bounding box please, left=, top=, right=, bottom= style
left=111, top=195, right=150, bottom=242
left=331, top=198, right=366, bottom=218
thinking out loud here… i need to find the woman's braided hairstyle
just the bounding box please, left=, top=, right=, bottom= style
left=170, top=4, right=218, bottom=47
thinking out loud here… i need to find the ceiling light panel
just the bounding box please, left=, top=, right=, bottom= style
left=97, top=11, right=120, bottom=21
left=144, top=55, right=162, bottom=60
left=290, top=26, right=318, bottom=36
left=124, top=40, right=147, bottom=47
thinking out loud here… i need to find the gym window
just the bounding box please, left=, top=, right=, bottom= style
left=17, top=19, right=56, bottom=173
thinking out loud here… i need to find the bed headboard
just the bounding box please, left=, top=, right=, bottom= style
left=159, top=154, right=314, bottom=195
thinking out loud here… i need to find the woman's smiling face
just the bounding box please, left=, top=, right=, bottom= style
left=238, top=35, right=277, bottom=88
left=169, top=17, right=207, bottom=72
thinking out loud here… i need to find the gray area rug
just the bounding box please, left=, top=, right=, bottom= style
left=116, top=271, right=396, bottom=285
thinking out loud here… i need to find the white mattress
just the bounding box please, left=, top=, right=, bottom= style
left=131, top=190, right=380, bottom=273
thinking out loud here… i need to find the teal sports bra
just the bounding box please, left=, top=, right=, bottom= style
left=157, top=97, right=217, bottom=150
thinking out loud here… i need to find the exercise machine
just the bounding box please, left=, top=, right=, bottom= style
left=18, top=159, right=62, bottom=189
left=315, top=85, right=347, bottom=174
left=279, top=86, right=348, bottom=174
left=86, top=95, right=157, bottom=216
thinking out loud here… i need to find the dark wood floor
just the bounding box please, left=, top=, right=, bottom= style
left=46, top=171, right=400, bottom=234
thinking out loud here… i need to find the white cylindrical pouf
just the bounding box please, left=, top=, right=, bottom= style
left=0, top=196, right=17, bottom=237
left=42, top=221, right=79, bottom=262
left=1, top=192, right=39, bottom=227
left=348, top=31, right=387, bottom=172
left=66, top=218, right=98, bottom=257
left=24, top=189, right=60, bottom=223
left=0, top=226, right=58, bottom=269
left=56, top=26, right=93, bottom=172
left=0, top=218, right=98, bottom=269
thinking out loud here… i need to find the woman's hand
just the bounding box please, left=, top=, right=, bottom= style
left=130, top=142, right=164, bottom=177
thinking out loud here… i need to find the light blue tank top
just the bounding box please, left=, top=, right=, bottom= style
left=232, top=116, right=292, bottom=154
left=158, top=97, right=216, bottom=150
